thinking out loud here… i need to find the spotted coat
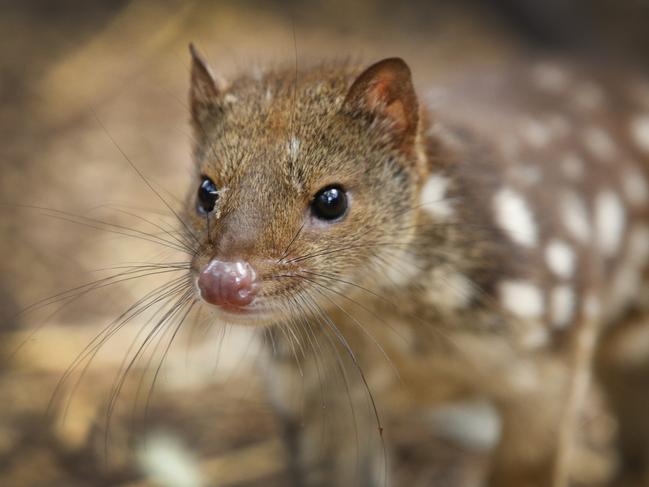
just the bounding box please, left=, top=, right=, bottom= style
left=412, top=61, right=649, bottom=347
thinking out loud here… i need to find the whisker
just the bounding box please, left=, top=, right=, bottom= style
left=279, top=222, right=305, bottom=263
left=92, top=111, right=201, bottom=247
left=143, top=298, right=197, bottom=416
left=51, top=276, right=193, bottom=418
left=36, top=209, right=193, bottom=254
left=13, top=267, right=190, bottom=360
left=11, top=203, right=197, bottom=254
left=107, top=206, right=197, bottom=254
left=299, top=287, right=389, bottom=487
left=297, top=274, right=401, bottom=382
left=19, top=266, right=188, bottom=320
left=103, top=288, right=195, bottom=458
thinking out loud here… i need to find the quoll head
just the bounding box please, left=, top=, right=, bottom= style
left=185, top=45, right=429, bottom=325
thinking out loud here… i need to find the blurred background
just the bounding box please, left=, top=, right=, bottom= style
left=2, top=1, right=649, bottom=485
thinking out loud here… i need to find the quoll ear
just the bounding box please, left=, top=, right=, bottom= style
left=189, top=43, right=220, bottom=125
left=342, top=58, right=419, bottom=150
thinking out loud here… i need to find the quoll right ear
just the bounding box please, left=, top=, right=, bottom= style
left=189, top=43, right=220, bottom=125
left=342, top=57, right=419, bottom=153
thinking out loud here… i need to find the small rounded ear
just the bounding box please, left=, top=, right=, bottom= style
left=342, top=58, right=419, bottom=150
left=189, top=43, right=220, bottom=124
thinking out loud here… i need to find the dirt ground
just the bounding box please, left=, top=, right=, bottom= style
left=1, top=1, right=649, bottom=486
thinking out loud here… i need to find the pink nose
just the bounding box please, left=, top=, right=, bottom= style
left=197, top=259, right=259, bottom=308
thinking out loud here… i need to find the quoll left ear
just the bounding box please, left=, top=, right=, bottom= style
left=342, top=58, right=419, bottom=151
left=189, top=43, right=221, bottom=126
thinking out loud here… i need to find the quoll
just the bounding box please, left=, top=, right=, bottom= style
left=184, top=45, right=649, bottom=486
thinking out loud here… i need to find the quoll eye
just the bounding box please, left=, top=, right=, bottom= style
left=197, top=176, right=219, bottom=214
left=311, top=185, right=348, bottom=221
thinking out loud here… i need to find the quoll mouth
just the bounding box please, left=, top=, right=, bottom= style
left=197, top=259, right=259, bottom=308
left=194, top=257, right=286, bottom=325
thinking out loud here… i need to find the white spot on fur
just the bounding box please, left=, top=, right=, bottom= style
left=595, top=190, right=626, bottom=256
left=137, top=432, right=202, bottom=487
left=550, top=285, right=574, bottom=327
left=560, top=153, right=584, bottom=180
left=532, top=63, right=569, bottom=92
left=622, top=167, right=649, bottom=206
left=427, top=400, right=501, bottom=450
left=420, top=175, right=454, bottom=218
left=561, top=191, right=591, bottom=243
left=493, top=188, right=538, bottom=247
left=265, top=87, right=273, bottom=102
left=583, top=126, right=617, bottom=160
left=630, top=115, right=649, bottom=154
left=287, top=137, right=301, bottom=160
left=499, top=280, right=544, bottom=319
left=223, top=93, right=238, bottom=104
left=521, top=117, right=552, bottom=148
left=545, top=239, right=576, bottom=279
left=427, top=268, right=473, bottom=310
left=383, top=250, right=420, bottom=288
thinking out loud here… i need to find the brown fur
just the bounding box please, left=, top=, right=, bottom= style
left=184, top=48, right=649, bottom=486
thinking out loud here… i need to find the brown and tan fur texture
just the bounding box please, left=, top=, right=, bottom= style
left=185, top=46, right=649, bottom=487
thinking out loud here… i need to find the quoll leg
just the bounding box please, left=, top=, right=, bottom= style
left=261, top=340, right=388, bottom=487
left=597, top=312, right=649, bottom=485
left=486, top=324, right=599, bottom=487
left=488, top=369, right=570, bottom=487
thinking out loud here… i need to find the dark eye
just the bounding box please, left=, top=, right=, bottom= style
left=197, top=176, right=219, bottom=214
left=311, top=185, right=348, bottom=221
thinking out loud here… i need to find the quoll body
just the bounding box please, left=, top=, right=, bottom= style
left=185, top=46, right=649, bottom=487
left=427, top=61, right=649, bottom=336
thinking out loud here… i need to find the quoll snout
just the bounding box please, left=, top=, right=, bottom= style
left=197, top=259, right=259, bottom=309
